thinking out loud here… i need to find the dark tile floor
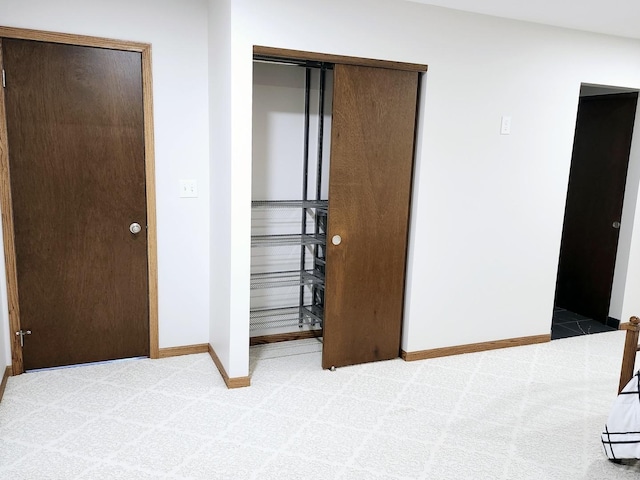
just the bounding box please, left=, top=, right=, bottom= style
left=551, top=307, right=617, bottom=340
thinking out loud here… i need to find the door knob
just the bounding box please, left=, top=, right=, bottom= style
left=130, top=222, right=142, bottom=234
left=331, top=235, right=342, bottom=246
left=613, top=221, right=621, bottom=229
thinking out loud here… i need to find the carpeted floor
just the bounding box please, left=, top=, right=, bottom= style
left=0, top=331, right=639, bottom=479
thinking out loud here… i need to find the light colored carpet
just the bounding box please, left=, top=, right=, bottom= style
left=0, top=331, right=639, bottom=479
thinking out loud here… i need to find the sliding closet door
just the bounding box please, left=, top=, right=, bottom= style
left=322, top=64, right=420, bottom=369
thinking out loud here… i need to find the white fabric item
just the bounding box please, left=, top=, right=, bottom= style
left=602, top=372, right=640, bottom=459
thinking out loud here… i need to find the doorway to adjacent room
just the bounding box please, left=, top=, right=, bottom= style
left=553, top=84, right=639, bottom=340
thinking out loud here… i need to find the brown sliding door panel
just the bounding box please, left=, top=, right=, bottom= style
left=3, top=39, right=149, bottom=369
left=322, top=64, right=419, bottom=369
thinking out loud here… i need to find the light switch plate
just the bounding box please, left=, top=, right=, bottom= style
left=501, top=116, right=512, bottom=135
left=179, top=179, right=198, bottom=198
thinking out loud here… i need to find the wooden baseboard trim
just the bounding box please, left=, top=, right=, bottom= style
left=208, top=344, right=250, bottom=389
left=0, top=365, right=12, bottom=403
left=401, top=334, right=551, bottom=362
left=250, top=329, right=322, bottom=346
left=158, top=343, right=209, bottom=359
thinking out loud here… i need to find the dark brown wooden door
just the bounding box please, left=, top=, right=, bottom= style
left=322, top=64, right=419, bottom=369
left=2, top=39, right=149, bottom=369
left=555, top=92, right=638, bottom=322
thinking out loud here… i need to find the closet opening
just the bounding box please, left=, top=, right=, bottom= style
left=250, top=46, right=426, bottom=371
left=250, top=57, right=333, bottom=346
left=552, top=83, right=639, bottom=340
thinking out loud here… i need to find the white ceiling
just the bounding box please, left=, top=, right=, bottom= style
left=405, top=0, right=640, bottom=40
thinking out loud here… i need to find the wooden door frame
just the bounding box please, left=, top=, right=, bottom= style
left=0, top=27, right=159, bottom=374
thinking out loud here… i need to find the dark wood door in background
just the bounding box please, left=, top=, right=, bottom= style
left=323, top=64, right=419, bottom=369
left=555, top=92, right=638, bottom=322
left=2, top=39, right=149, bottom=369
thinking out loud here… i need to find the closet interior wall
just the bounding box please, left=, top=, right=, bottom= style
left=250, top=60, right=333, bottom=340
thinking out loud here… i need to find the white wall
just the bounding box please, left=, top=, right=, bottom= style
left=208, top=0, right=237, bottom=375
left=251, top=63, right=332, bottom=202
left=225, top=0, right=640, bottom=365
left=208, top=0, right=251, bottom=378
left=4, top=0, right=640, bottom=378
left=252, top=63, right=307, bottom=202
left=0, top=0, right=211, bottom=351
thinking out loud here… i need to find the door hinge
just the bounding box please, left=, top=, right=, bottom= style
left=16, top=329, right=31, bottom=348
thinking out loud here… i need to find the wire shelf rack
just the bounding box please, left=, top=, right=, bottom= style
left=250, top=305, right=324, bottom=330
left=251, top=233, right=326, bottom=248
left=252, top=200, right=328, bottom=212
left=250, top=270, right=325, bottom=289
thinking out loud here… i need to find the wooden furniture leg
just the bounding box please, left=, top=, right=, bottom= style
left=618, top=316, right=640, bottom=394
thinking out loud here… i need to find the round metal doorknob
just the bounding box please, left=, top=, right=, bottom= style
left=331, top=235, right=342, bottom=246
left=613, top=221, right=621, bottom=229
left=129, top=222, right=142, bottom=234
